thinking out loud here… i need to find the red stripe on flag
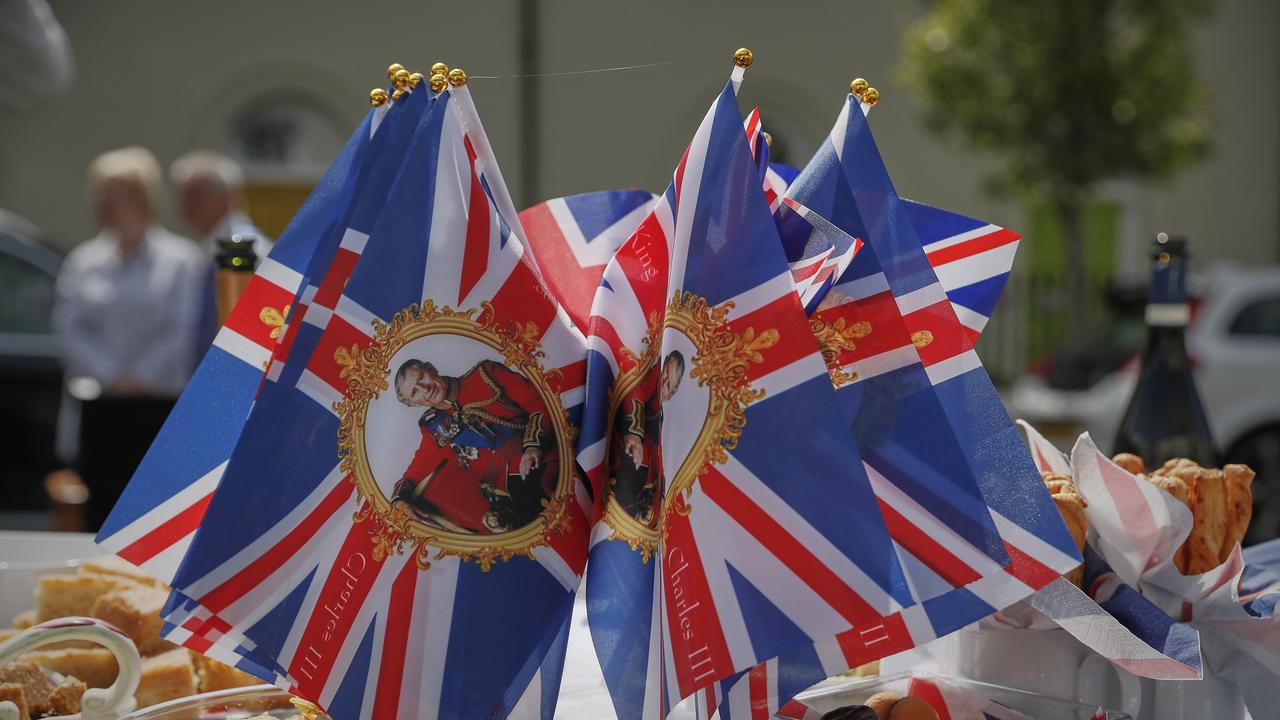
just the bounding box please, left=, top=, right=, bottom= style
left=198, top=480, right=354, bottom=613
left=222, top=276, right=298, bottom=352
left=924, top=228, right=1018, bottom=267
left=545, top=504, right=589, bottom=575
left=548, top=358, right=587, bottom=396
left=586, top=316, right=631, bottom=373
left=726, top=295, right=817, bottom=381
left=306, top=314, right=373, bottom=395
left=459, top=136, right=490, bottom=302
left=273, top=301, right=307, bottom=359
left=834, top=613, right=914, bottom=668
left=674, top=144, right=692, bottom=204
left=903, top=300, right=972, bottom=366
left=288, top=515, right=385, bottom=698
left=371, top=559, right=418, bottom=720
left=611, top=213, right=670, bottom=316
left=875, top=499, right=982, bottom=587
left=662, top=507, right=735, bottom=695
left=747, top=664, right=770, bottom=720
left=517, top=202, right=603, bottom=328
left=485, top=259, right=558, bottom=336
left=1003, top=540, right=1063, bottom=589
left=700, top=466, right=882, bottom=625
left=812, top=291, right=913, bottom=367
left=117, top=492, right=215, bottom=565
left=313, top=248, right=362, bottom=310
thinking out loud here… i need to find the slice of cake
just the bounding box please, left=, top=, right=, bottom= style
left=35, top=573, right=133, bottom=622
left=0, top=661, right=85, bottom=718
left=19, top=646, right=119, bottom=688
left=135, top=648, right=198, bottom=709
left=90, top=585, right=174, bottom=656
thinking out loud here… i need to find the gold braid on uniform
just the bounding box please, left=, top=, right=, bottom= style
left=524, top=412, right=545, bottom=448
left=625, top=398, right=645, bottom=438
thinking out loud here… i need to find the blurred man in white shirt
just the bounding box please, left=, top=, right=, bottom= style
left=169, top=150, right=271, bottom=259
left=170, top=150, right=271, bottom=354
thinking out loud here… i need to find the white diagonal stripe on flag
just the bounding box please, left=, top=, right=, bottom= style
left=296, top=371, right=342, bottom=414
left=98, top=461, right=224, bottom=551
left=933, top=242, right=1018, bottom=290
left=416, top=556, right=460, bottom=715
left=833, top=272, right=890, bottom=303
left=339, top=228, right=369, bottom=253
left=693, top=488, right=852, bottom=635
left=750, top=352, right=827, bottom=401
left=257, top=258, right=305, bottom=296
left=841, top=344, right=919, bottom=383
left=181, top=464, right=349, bottom=597
left=895, top=283, right=949, bottom=316
left=719, top=453, right=905, bottom=614
left=921, top=223, right=1001, bottom=252
left=212, top=327, right=272, bottom=368
left=864, top=462, right=1006, bottom=577
left=924, top=349, right=982, bottom=386
left=723, top=271, right=794, bottom=321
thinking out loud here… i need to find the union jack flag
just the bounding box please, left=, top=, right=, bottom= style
left=904, top=198, right=1021, bottom=341
left=94, top=105, right=386, bottom=583
left=155, top=87, right=439, bottom=670
left=519, top=189, right=657, bottom=329
left=162, top=84, right=591, bottom=719
left=704, top=93, right=1079, bottom=719
left=579, top=64, right=912, bottom=720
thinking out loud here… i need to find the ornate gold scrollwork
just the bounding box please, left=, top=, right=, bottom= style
left=809, top=315, right=872, bottom=388
left=602, top=290, right=777, bottom=559
left=334, top=300, right=576, bottom=571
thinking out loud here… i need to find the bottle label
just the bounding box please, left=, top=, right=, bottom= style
left=1146, top=303, right=1190, bottom=326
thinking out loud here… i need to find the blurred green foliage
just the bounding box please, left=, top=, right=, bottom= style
left=901, top=0, right=1212, bottom=206
left=902, top=0, right=1213, bottom=349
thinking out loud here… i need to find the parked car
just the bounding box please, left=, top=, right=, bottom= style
left=0, top=210, right=63, bottom=511
left=1010, top=263, right=1280, bottom=543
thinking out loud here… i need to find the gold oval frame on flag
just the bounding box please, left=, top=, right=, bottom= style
left=603, top=290, right=777, bottom=560
left=335, top=300, right=576, bottom=571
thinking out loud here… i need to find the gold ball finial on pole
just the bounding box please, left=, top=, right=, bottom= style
left=392, top=68, right=412, bottom=91
left=430, top=62, right=449, bottom=77
left=369, top=88, right=389, bottom=106
left=448, top=68, right=468, bottom=87
left=862, top=87, right=880, bottom=107
left=408, top=72, right=424, bottom=89
left=733, top=48, right=754, bottom=68
left=429, top=73, right=448, bottom=93
left=763, top=131, right=773, bottom=149
left=387, top=63, right=405, bottom=81
left=850, top=77, right=869, bottom=98
left=391, top=88, right=406, bottom=101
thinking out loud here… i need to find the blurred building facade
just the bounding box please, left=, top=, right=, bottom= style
left=1, top=0, right=1276, bottom=289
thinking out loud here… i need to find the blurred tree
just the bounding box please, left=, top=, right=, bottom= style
left=901, top=0, right=1211, bottom=330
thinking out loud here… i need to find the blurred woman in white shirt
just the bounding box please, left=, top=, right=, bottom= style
left=53, top=146, right=204, bottom=399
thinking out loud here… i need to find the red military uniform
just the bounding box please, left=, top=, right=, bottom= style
left=393, top=360, right=556, bottom=533
left=609, top=366, right=664, bottom=526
